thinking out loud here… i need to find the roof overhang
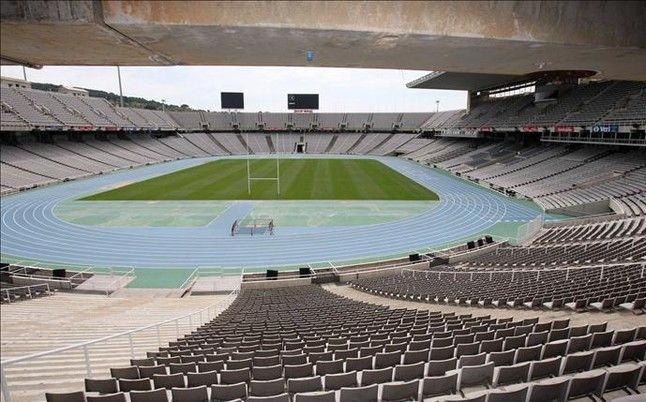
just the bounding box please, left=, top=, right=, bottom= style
left=2, top=1, right=646, bottom=81
left=407, top=72, right=531, bottom=92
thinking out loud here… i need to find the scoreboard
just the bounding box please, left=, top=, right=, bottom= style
left=288, top=94, right=319, bottom=110
left=221, top=92, right=244, bottom=109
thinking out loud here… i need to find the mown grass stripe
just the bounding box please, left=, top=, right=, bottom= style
left=82, top=159, right=438, bottom=201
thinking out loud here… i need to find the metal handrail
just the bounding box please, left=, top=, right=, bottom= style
left=103, top=268, right=136, bottom=296
left=1, top=283, right=50, bottom=293
left=401, top=261, right=644, bottom=276
left=8, top=272, right=74, bottom=285
left=179, top=267, right=200, bottom=290
left=68, top=266, right=95, bottom=281
left=0, top=286, right=239, bottom=402
left=1, top=283, right=51, bottom=303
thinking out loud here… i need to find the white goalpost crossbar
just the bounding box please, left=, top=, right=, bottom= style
left=246, top=132, right=281, bottom=195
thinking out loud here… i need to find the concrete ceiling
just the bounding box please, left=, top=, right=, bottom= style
left=407, top=72, right=528, bottom=92
left=1, top=1, right=645, bottom=81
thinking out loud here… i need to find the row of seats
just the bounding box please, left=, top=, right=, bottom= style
left=0, top=86, right=433, bottom=133
left=533, top=217, right=645, bottom=245
left=439, top=81, right=645, bottom=130
left=44, top=360, right=646, bottom=401
left=1, top=87, right=178, bottom=130
left=5, top=80, right=644, bottom=135
left=355, top=263, right=645, bottom=313
left=168, top=111, right=432, bottom=132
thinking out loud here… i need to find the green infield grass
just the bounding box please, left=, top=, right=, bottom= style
left=82, top=158, right=438, bottom=201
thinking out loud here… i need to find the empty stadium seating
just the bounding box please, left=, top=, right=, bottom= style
left=33, top=285, right=646, bottom=402
left=352, top=216, right=645, bottom=314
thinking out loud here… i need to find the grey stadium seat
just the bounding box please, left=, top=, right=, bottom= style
left=250, top=378, right=285, bottom=397
left=153, top=373, right=185, bottom=389
left=324, top=371, right=357, bottom=390
left=287, top=376, right=323, bottom=394
left=566, top=370, right=606, bottom=400
left=422, top=372, right=459, bottom=398
left=187, top=370, right=218, bottom=387
left=210, top=382, right=248, bottom=402
left=248, top=393, right=290, bottom=402
left=293, top=391, right=335, bottom=402
left=393, top=361, right=425, bottom=381
left=427, top=357, right=458, bottom=376
left=253, top=364, right=283, bottom=380
left=339, top=384, right=379, bottom=402
left=138, top=364, right=167, bottom=378
left=485, top=385, right=529, bottom=402
left=527, top=377, right=569, bottom=402
left=381, top=379, right=420, bottom=402
left=109, top=366, right=139, bottom=379
left=130, top=389, right=169, bottom=402
left=45, top=393, right=86, bottom=402
left=457, top=362, right=494, bottom=390
left=361, top=367, right=393, bottom=385
left=84, top=378, right=118, bottom=394
left=117, top=378, right=151, bottom=392
left=493, top=362, right=530, bottom=387
left=86, top=393, right=127, bottom=402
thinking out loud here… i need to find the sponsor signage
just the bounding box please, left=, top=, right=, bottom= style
left=592, top=125, right=619, bottom=134
left=554, top=125, right=575, bottom=133
left=522, top=125, right=540, bottom=132
left=442, top=129, right=479, bottom=138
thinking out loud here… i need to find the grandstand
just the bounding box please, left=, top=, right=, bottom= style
left=2, top=1, right=646, bottom=401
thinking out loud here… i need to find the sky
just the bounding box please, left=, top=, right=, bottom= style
left=0, top=65, right=466, bottom=113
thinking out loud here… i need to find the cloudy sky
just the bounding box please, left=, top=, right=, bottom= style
left=1, top=65, right=466, bottom=113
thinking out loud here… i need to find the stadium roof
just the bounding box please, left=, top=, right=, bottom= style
left=406, top=72, right=529, bottom=92
left=1, top=1, right=645, bottom=81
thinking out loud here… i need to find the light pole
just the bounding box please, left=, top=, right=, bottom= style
left=161, top=99, right=166, bottom=112
left=435, top=100, right=440, bottom=113
left=117, top=66, right=124, bottom=107
left=22, top=66, right=27, bottom=81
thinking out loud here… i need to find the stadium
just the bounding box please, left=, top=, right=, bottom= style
left=0, top=1, right=645, bottom=401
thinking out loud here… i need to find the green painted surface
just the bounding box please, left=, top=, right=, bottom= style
left=54, top=200, right=435, bottom=228
left=81, top=159, right=439, bottom=201
left=54, top=201, right=230, bottom=227
left=244, top=200, right=437, bottom=227
left=126, top=268, right=195, bottom=289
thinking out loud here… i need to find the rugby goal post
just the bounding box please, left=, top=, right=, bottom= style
left=246, top=132, right=280, bottom=195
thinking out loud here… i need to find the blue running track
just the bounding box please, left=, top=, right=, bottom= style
left=1, top=156, right=550, bottom=270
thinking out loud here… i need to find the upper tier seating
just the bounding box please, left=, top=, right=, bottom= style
left=3, top=81, right=645, bottom=135
left=438, top=81, right=646, bottom=131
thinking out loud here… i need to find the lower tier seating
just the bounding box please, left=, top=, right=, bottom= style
left=43, top=286, right=645, bottom=402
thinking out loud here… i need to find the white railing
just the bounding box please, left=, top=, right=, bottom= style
left=68, top=266, right=95, bottom=283
left=179, top=267, right=200, bottom=291
left=6, top=264, right=136, bottom=295
left=1, top=283, right=51, bottom=303
left=0, top=287, right=239, bottom=402
left=105, top=268, right=136, bottom=295
left=515, top=213, right=545, bottom=245
left=401, top=261, right=645, bottom=281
